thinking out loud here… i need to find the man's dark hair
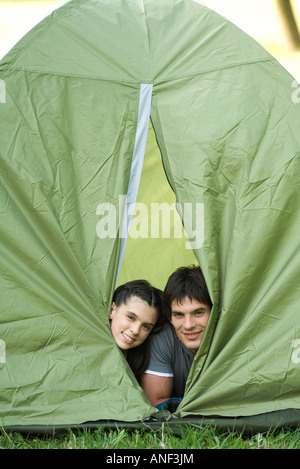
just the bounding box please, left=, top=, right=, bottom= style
left=164, top=265, right=212, bottom=319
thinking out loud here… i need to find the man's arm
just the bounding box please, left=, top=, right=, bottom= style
left=140, top=372, right=173, bottom=407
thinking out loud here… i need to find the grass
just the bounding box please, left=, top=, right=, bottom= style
left=1, top=425, right=300, bottom=450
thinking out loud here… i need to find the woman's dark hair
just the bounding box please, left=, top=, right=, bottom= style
left=112, top=280, right=166, bottom=382
left=164, top=265, right=212, bottom=320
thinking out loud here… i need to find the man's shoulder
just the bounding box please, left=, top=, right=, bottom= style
left=146, top=321, right=195, bottom=397
left=151, top=322, right=195, bottom=360
left=151, top=321, right=176, bottom=344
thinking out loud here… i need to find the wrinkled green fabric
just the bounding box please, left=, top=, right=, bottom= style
left=152, top=66, right=300, bottom=418
left=0, top=0, right=300, bottom=427
left=0, top=72, right=157, bottom=424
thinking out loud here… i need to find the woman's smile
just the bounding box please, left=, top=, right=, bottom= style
left=122, top=331, right=135, bottom=344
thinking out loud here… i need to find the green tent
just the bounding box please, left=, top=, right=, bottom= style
left=1, top=0, right=300, bottom=434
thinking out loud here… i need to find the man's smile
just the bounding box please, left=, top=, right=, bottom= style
left=182, top=331, right=202, bottom=339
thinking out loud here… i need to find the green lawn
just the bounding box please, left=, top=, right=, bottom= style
left=1, top=425, right=300, bottom=449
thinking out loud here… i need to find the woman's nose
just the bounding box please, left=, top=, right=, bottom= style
left=130, top=323, right=140, bottom=335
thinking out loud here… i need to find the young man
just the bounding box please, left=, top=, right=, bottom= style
left=140, top=266, right=212, bottom=407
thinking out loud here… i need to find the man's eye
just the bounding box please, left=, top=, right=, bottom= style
left=194, top=310, right=206, bottom=316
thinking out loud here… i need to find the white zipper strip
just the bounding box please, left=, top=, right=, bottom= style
left=116, top=83, right=153, bottom=280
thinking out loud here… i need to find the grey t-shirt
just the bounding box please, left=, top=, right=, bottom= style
left=144, top=322, right=195, bottom=397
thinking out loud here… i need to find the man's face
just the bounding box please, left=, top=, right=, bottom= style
left=170, top=296, right=211, bottom=354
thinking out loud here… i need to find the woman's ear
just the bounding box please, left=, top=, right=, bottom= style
left=109, top=302, right=116, bottom=320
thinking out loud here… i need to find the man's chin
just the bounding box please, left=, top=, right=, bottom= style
left=181, top=332, right=203, bottom=353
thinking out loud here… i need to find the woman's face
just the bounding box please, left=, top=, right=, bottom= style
left=110, top=295, right=158, bottom=351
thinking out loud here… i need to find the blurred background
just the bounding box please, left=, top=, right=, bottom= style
left=0, top=0, right=299, bottom=80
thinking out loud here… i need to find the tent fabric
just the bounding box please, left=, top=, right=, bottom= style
left=0, top=0, right=300, bottom=430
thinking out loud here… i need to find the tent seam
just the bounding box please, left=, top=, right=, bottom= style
left=1, top=57, right=276, bottom=85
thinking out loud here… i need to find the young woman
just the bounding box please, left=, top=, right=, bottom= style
left=110, top=280, right=165, bottom=382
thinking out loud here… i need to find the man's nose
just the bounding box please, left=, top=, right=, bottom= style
left=183, top=315, right=195, bottom=329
